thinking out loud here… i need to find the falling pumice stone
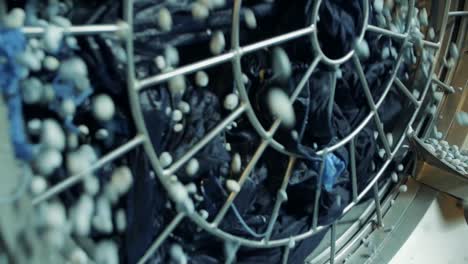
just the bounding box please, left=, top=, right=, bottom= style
left=268, top=88, right=295, bottom=128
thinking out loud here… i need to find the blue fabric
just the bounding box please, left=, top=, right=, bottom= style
left=0, top=29, right=26, bottom=95
left=322, top=153, right=346, bottom=192
left=0, top=28, right=33, bottom=160
left=51, top=76, right=93, bottom=133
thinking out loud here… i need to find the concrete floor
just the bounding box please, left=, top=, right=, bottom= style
left=390, top=193, right=468, bottom=264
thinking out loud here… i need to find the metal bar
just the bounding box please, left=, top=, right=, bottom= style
left=312, top=149, right=328, bottom=230
left=350, top=138, right=358, bottom=202
left=224, top=242, right=240, bottom=264
left=164, top=105, right=246, bottom=176
left=241, top=25, right=315, bottom=54
left=373, top=183, right=384, bottom=228
left=137, top=52, right=235, bottom=90
left=290, top=57, right=321, bottom=102
left=22, top=24, right=121, bottom=36
left=137, top=213, right=185, bottom=264
left=211, top=140, right=269, bottom=227
left=136, top=25, right=315, bottom=90
left=449, top=11, right=468, bottom=17
left=353, top=55, right=392, bottom=158
left=432, top=77, right=456, bottom=93
left=228, top=0, right=272, bottom=150
left=32, top=135, right=145, bottom=205
left=330, top=223, right=337, bottom=264
left=423, top=40, right=440, bottom=49
left=394, top=78, right=420, bottom=105
left=438, top=13, right=456, bottom=77
left=367, top=25, right=407, bottom=39
left=264, top=157, right=296, bottom=242
left=282, top=245, right=291, bottom=264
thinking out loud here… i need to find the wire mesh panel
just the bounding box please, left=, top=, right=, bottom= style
left=121, top=0, right=452, bottom=262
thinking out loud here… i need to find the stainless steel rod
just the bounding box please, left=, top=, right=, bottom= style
left=433, top=77, right=456, bottom=93
left=367, top=25, right=407, bottom=39
left=22, top=24, right=121, bottom=36
left=136, top=25, right=315, bottom=90
left=32, top=135, right=145, bottom=205
left=449, top=11, right=468, bottom=17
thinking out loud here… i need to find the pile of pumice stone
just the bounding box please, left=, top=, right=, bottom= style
left=424, top=138, right=468, bottom=175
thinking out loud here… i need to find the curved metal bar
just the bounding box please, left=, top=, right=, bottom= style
left=367, top=25, right=407, bottom=39
left=316, top=51, right=406, bottom=155
left=230, top=0, right=321, bottom=157
left=123, top=0, right=182, bottom=213
left=229, top=0, right=416, bottom=158
left=310, top=0, right=370, bottom=66
left=449, top=11, right=468, bottom=17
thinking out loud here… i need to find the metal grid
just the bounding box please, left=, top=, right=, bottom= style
left=20, top=0, right=462, bottom=263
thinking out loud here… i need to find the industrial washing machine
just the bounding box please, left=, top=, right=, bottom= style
left=0, top=0, right=467, bottom=263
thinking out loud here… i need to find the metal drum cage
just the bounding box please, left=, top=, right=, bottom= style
left=0, top=0, right=467, bottom=263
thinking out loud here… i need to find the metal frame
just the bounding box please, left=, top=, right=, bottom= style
left=22, top=0, right=459, bottom=263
